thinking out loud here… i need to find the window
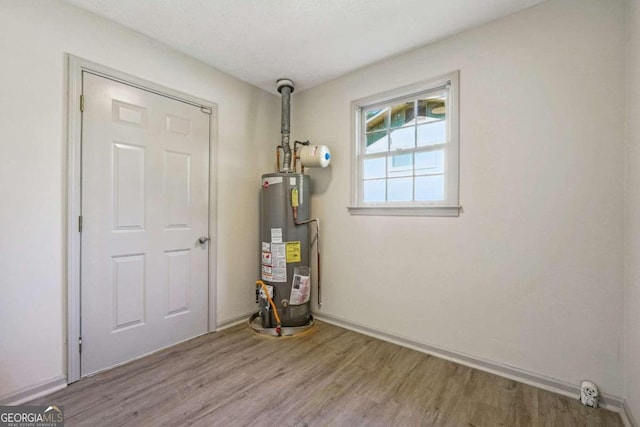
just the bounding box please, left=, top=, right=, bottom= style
left=349, top=71, right=460, bottom=216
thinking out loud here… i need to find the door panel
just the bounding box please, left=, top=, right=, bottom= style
left=81, top=73, right=210, bottom=376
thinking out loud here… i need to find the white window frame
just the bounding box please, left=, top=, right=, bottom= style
left=349, top=71, right=461, bottom=217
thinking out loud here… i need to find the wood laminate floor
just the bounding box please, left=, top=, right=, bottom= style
left=30, top=321, right=622, bottom=426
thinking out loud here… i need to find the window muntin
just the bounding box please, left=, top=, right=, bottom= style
left=351, top=72, right=459, bottom=216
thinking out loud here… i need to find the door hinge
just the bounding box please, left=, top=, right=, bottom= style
left=78, top=215, right=83, bottom=233
left=201, top=106, right=212, bottom=115
left=80, top=94, right=85, bottom=112
left=79, top=337, right=82, bottom=353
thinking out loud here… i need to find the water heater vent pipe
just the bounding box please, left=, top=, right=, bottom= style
left=277, top=78, right=294, bottom=172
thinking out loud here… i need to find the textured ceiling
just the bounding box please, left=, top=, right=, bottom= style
left=62, top=0, right=546, bottom=94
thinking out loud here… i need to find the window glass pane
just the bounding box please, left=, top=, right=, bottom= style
left=390, top=102, right=415, bottom=128
left=417, top=94, right=446, bottom=121
left=417, top=120, right=446, bottom=147
left=389, top=126, right=415, bottom=150
left=388, top=177, right=413, bottom=202
left=388, top=153, right=413, bottom=177
left=366, top=108, right=389, bottom=133
left=415, top=175, right=444, bottom=201
left=363, top=179, right=386, bottom=202
left=365, top=131, right=388, bottom=154
left=415, top=150, right=444, bottom=175
left=363, top=157, right=386, bottom=179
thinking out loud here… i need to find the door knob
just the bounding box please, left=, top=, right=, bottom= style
left=198, top=236, right=211, bottom=244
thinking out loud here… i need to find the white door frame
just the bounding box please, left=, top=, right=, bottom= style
left=66, top=55, right=218, bottom=383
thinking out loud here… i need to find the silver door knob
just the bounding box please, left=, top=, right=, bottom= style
left=198, top=236, right=211, bottom=244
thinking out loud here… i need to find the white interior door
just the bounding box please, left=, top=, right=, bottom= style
left=80, top=72, right=210, bottom=376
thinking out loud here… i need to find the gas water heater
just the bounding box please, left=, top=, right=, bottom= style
left=250, top=79, right=330, bottom=336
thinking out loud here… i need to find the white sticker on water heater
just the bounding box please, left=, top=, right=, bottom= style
left=270, top=243, right=287, bottom=282
left=290, top=177, right=296, bottom=186
left=271, top=228, right=283, bottom=243
left=272, top=268, right=287, bottom=282
left=261, top=251, right=272, bottom=266
left=271, top=243, right=286, bottom=268
left=262, top=242, right=270, bottom=252
left=261, top=265, right=273, bottom=281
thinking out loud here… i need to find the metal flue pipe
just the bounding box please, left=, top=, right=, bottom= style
left=277, top=79, right=294, bottom=172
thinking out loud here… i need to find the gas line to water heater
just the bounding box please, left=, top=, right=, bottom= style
left=256, top=280, right=282, bottom=335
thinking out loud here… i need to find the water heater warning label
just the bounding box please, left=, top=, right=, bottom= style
left=272, top=268, right=286, bottom=282
left=271, top=244, right=285, bottom=264
left=262, top=251, right=272, bottom=266
left=286, top=241, right=301, bottom=263
left=266, top=243, right=287, bottom=282
left=271, top=228, right=283, bottom=243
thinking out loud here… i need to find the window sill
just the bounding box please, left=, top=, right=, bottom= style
left=347, top=205, right=461, bottom=217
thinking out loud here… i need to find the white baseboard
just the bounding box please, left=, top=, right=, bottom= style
left=216, top=310, right=255, bottom=331
left=313, top=312, right=624, bottom=413
left=0, top=376, right=67, bottom=406
left=621, top=399, right=639, bottom=427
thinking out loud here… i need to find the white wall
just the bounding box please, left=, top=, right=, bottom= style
left=295, top=0, right=626, bottom=396
left=0, top=0, right=278, bottom=399
left=626, top=0, right=640, bottom=421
